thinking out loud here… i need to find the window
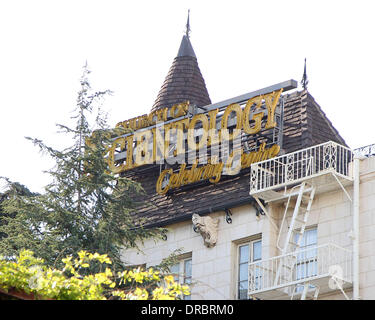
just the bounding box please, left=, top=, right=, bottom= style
left=237, top=239, right=262, bottom=300
left=170, top=256, right=192, bottom=300
left=294, top=228, right=317, bottom=291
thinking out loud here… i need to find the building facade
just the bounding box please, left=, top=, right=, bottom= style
left=118, top=23, right=374, bottom=300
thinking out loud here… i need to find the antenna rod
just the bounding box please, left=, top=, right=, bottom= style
left=186, top=9, right=191, bottom=38
left=301, top=58, right=309, bottom=90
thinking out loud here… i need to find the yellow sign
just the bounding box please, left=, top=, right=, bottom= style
left=102, top=89, right=283, bottom=194
left=115, top=102, right=189, bottom=131
left=156, top=143, right=280, bottom=195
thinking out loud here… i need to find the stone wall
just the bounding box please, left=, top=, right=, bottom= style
left=121, top=204, right=276, bottom=299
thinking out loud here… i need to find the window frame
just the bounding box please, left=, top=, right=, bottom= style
left=170, top=255, right=192, bottom=300
left=236, top=238, right=262, bottom=300
left=293, top=227, right=318, bottom=291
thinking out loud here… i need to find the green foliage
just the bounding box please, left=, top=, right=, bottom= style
left=0, top=250, right=189, bottom=300
left=0, top=179, right=41, bottom=258
left=0, top=64, right=164, bottom=270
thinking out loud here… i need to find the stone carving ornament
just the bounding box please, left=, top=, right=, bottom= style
left=192, top=213, right=219, bottom=248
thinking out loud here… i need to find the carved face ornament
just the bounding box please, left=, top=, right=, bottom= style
left=192, top=213, right=219, bottom=248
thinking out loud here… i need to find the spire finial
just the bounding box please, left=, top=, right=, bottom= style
left=301, top=58, right=309, bottom=90
left=186, top=9, right=191, bottom=38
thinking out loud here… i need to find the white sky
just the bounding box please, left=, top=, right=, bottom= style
left=1, top=0, right=374, bottom=193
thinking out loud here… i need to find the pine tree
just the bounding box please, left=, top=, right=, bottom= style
left=0, top=64, right=163, bottom=269
left=0, top=180, right=37, bottom=250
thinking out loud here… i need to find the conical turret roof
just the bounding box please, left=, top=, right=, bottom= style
left=151, top=19, right=211, bottom=112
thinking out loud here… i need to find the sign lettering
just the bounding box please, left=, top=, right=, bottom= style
left=93, top=89, right=284, bottom=194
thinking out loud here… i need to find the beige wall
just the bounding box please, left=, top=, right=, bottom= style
left=121, top=204, right=276, bottom=300
left=121, top=156, right=375, bottom=300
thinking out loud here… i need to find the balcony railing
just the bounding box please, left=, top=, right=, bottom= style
left=354, top=143, right=375, bottom=158
left=250, top=141, right=353, bottom=195
left=248, top=243, right=352, bottom=298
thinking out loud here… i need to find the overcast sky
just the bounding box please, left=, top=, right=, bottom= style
left=1, top=0, right=374, bottom=193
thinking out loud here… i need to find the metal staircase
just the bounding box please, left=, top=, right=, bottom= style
left=248, top=141, right=354, bottom=300
left=290, top=283, right=320, bottom=300
left=272, top=182, right=317, bottom=299
left=277, top=182, right=316, bottom=254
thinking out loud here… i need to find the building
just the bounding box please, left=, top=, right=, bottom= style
left=117, top=18, right=375, bottom=300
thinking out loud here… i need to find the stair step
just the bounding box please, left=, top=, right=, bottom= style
left=294, top=217, right=306, bottom=224
left=285, top=199, right=313, bottom=209
left=287, top=205, right=308, bottom=211
left=288, top=240, right=300, bottom=247
left=295, top=228, right=306, bottom=235
left=286, top=187, right=315, bottom=199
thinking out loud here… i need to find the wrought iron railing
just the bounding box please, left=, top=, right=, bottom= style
left=250, top=141, right=353, bottom=194
left=248, top=243, right=352, bottom=297
left=354, top=143, right=375, bottom=158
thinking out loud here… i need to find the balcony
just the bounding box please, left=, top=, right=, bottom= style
left=248, top=243, right=352, bottom=300
left=250, top=141, right=353, bottom=202
left=354, top=143, right=375, bottom=158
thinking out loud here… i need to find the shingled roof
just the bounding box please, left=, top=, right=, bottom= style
left=123, top=14, right=348, bottom=227
left=282, top=89, right=346, bottom=152
left=151, top=33, right=211, bottom=112
left=128, top=89, right=347, bottom=228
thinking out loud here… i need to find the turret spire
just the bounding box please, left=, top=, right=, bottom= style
left=177, top=10, right=196, bottom=58
left=186, top=9, right=191, bottom=38
left=151, top=12, right=211, bottom=112
left=301, top=58, right=309, bottom=90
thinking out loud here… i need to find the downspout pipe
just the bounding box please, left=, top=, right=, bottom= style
left=353, top=155, right=360, bottom=300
